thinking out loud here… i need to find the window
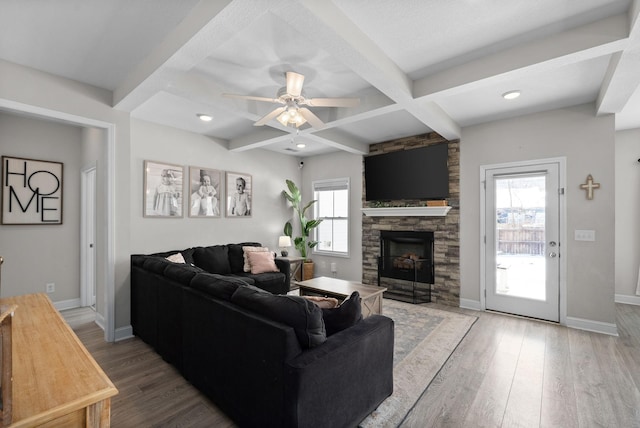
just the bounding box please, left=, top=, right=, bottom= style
left=313, top=178, right=349, bottom=256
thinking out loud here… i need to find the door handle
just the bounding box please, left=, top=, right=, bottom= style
left=549, top=252, right=557, bottom=258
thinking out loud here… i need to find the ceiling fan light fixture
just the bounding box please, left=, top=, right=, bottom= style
left=502, top=90, right=521, bottom=100
left=296, top=143, right=306, bottom=148
left=277, top=106, right=306, bottom=127
left=197, top=113, right=213, bottom=122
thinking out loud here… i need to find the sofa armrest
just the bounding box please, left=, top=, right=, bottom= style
left=284, top=315, right=394, bottom=428
left=274, top=257, right=291, bottom=290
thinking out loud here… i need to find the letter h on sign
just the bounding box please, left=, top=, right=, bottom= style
left=2, top=156, right=63, bottom=225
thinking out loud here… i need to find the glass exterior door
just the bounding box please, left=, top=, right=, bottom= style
left=485, top=162, right=560, bottom=322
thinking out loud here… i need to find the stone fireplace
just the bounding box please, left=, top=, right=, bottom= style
left=362, top=133, right=460, bottom=306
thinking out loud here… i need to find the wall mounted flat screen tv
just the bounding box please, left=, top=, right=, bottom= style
left=364, top=143, right=449, bottom=201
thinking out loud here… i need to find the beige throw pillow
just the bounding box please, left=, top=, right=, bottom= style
left=302, top=296, right=340, bottom=309
left=166, top=252, right=186, bottom=264
left=242, top=246, right=269, bottom=272
left=247, top=251, right=280, bottom=274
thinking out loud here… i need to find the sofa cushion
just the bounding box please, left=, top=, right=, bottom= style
left=193, top=246, right=231, bottom=274
left=164, top=263, right=205, bottom=285
left=234, top=272, right=285, bottom=294
left=242, top=246, right=269, bottom=272
left=322, top=291, right=363, bottom=336
left=247, top=251, right=279, bottom=274
left=228, top=242, right=261, bottom=273
left=142, top=257, right=172, bottom=274
left=226, top=274, right=255, bottom=285
left=190, top=273, right=245, bottom=301
left=231, top=285, right=327, bottom=349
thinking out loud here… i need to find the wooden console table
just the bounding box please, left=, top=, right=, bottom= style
left=2, top=293, right=117, bottom=427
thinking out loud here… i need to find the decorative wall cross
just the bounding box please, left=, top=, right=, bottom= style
left=580, top=174, right=600, bottom=200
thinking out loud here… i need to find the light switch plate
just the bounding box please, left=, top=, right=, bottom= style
left=574, top=229, right=595, bottom=241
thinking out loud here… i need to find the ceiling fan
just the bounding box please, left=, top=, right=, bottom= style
left=223, top=71, right=359, bottom=130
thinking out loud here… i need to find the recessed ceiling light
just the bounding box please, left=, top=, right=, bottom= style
left=296, top=143, right=306, bottom=148
left=502, top=90, right=521, bottom=100
left=197, top=113, right=213, bottom=122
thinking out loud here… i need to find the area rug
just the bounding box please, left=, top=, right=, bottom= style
left=359, top=299, right=477, bottom=428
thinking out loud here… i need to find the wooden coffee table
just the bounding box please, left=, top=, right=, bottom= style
left=295, top=277, right=387, bottom=318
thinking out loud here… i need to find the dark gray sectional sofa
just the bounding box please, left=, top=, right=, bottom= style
left=130, top=242, right=395, bottom=428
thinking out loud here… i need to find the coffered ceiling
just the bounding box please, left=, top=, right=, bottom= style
left=1, top=0, right=638, bottom=157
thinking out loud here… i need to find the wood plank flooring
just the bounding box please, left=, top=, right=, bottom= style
left=69, top=304, right=640, bottom=428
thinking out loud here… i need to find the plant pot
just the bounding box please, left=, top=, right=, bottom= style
left=302, top=261, right=314, bottom=281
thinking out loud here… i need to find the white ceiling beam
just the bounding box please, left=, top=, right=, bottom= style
left=114, top=0, right=280, bottom=112
left=414, top=14, right=629, bottom=101
left=305, top=130, right=369, bottom=155
left=275, top=0, right=460, bottom=140
left=228, top=128, right=290, bottom=151
left=597, top=2, right=640, bottom=114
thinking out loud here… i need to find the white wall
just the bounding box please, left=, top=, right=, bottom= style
left=0, top=112, right=82, bottom=301
left=615, top=128, right=640, bottom=300
left=0, top=59, right=131, bottom=334
left=460, top=104, right=616, bottom=325
left=130, top=119, right=302, bottom=253
left=301, top=151, right=363, bottom=281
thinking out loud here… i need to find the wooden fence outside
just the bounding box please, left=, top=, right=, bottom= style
left=497, top=227, right=545, bottom=255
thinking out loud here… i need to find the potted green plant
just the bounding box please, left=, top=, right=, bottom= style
left=282, top=179, right=322, bottom=279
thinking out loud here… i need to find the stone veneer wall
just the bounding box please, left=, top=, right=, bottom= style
left=362, top=133, right=460, bottom=306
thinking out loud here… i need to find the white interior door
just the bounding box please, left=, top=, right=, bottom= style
left=81, top=166, right=97, bottom=309
left=484, top=161, right=560, bottom=322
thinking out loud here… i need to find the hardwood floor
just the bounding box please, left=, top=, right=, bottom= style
left=400, top=304, right=640, bottom=428
left=69, top=304, right=640, bottom=428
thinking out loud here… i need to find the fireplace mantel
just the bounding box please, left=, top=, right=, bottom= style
left=361, top=206, right=452, bottom=217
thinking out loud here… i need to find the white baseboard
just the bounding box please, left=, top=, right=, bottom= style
left=459, top=298, right=481, bottom=311
left=115, top=325, right=133, bottom=342
left=53, top=298, right=81, bottom=311
left=566, top=316, right=618, bottom=336
left=615, top=294, right=640, bottom=306
left=95, top=312, right=105, bottom=330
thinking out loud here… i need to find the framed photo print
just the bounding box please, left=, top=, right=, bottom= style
left=226, top=171, right=252, bottom=217
left=188, top=166, right=222, bottom=217
left=2, top=156, right=63, bottom=225
left=143, top=160, right=184, bottom=217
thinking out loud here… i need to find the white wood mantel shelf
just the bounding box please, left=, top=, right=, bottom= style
left=361, top=206, right=452, bottom=217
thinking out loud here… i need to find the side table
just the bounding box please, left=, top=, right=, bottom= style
left=276, top=256, right=305, bottom=289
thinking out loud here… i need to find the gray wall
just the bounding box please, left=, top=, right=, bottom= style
left=129, top=119, right=302, bottom=253
left=0, top=112, right=83, bottom=302
left=615, top=128, right=640, bottom=299
left=301, top=151, right=363, bottom=281
left=460, top=104, right=616, bottom=324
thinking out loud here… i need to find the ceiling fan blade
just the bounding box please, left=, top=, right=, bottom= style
left=305, top=97, right=360, bottom=108
left=286, top=72, right=305, bottom=97
left=298, top=108, right=326, bottom=129
left=223, top=93, right=280, bottom=103
left=254, top=107, right=286, bottom=126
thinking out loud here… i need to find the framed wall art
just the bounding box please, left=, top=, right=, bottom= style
left=188, top=166, right=222, bottom=217
left=226, top=171, right=252, bottom=217
left=2, top=156, right=63, bottom=225
left=143, top=160, right=184, bottom=218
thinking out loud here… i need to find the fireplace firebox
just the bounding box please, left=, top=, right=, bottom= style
left=378, top=230, right=434, bottom=303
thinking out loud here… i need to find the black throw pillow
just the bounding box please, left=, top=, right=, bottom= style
left=322, top=291, right=363, bottom=336
left=193, top=246, right=231, bottom=274
left=231, top=285, right=326, bottom=349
